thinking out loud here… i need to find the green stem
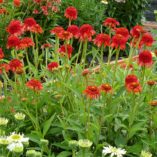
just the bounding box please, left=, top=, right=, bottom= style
left=76, top=41, right=83, bottom=64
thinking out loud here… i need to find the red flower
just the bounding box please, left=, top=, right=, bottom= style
left=64, top=6, right=78, bottom=21
left=147, top=80, right=156, bottom=86
left=83, top=85, right=100, bottom=99
left=0, top=0, right=3, bottom=3
left=115, top=27, right=130, bottom=39
left=7, top=35, right=20, bottom=49
left=33, top=0, right=41, bottom=4
left=125, top=74, right=138, bottom=87
left=6, top=20, right=23, bottom=36
left=24, top=18, right=43, bottom=33
left=58, top=30, right=73, bottom=40
left=13, top=0, right=20, bottom=7
left=93, top=33, right=110, bottom=47
left=0, top=48, right=4, bottom=59
left=100, top=83, right=112, bottom=93
left=26, top=79, right=43, bottom=91
left=149, top=100, right=157, bottom=106
left=47, top=62, right=59, bottom=71
left=103, top=17, right=120, bottom=28
left=126, top=82, right=142, bottom=93
left=33, top=9, right=39, bottom=14
left=9, top=59, right=23, bottom=74
left=18, top=37, right=35, bottom=49
left=59, top=44, right=73, bottom=58
left=138, top=50, right=153, bottom=67
left=82, top=69, right=91, bottom=76
left=130, top=25, right=145, bottom=38
left=41, top=5, right=48, bottom=15
left=50, top=26, right=64, bottom=37
left=41, top=43, right=52, bottom=49
left=79, top=24, right=96, bottom=41
left=24, top=17, right=37, bottom=29
left=125, top=74, right=141, bottom=93
left=67, top=25, right=80, bottom=39
left=0, top=8, right=7, bottom=14
left=111, top=34, right=128, bottom=50
left=31, top=24, right=43, bottom=34
left=0, top=63, right=10, bottom=74
left=140, top=33, right=154, bottom=47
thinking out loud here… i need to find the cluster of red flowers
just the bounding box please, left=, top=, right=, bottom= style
left=6, top=18, right=43, bottom=49
left=83, top=83, right=113, bottom=99
left=47, top=62, right=59, bottom=72
left=130, top=25, right=154, bottom=48
left=9, top=59, right=24, bottom=74
left=26, top=79, right=43, bottom=91
left=32, top=0, right=61, bottom=15
left=125, top=74, right=142, bottom=93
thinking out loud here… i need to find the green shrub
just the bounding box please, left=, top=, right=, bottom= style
left=105, top=0, right=150, bottom=29
left=58, top=0, right=106, bottom=32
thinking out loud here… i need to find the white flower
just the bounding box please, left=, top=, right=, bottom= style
left=14, top=112, right=25, bottom=121
left=115, top=0, right=126, bottom=3
left=78, top=139, right=92, bottom=148
left=7, top=142, right=23, bottom=153
left=141, top=150, right=152, bottom=157
left=0, top=117, right=8, bottom=126
left=7, top=132, right=29, bottom=143
left=102, top=145, right=126, bottom=157
left=101, top=0, right=108, bottom=4
left=0, top=136, right=10, bottom=145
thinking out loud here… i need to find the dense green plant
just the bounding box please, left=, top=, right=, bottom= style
left=105, top=0, right=150, bottom=29
left=58, top=0, right=106, bottom=32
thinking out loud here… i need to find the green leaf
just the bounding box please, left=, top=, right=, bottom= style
left=57, top=151, right=71, bottom=157
left=43, top=113, right=56, bottom=137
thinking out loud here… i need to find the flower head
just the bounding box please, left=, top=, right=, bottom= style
left=115, top=27, right=130, bottom=39
left=18, top=37, right=35, bottom=49
left=138, top=50, right=153, bottom=67
left=0, top=48, right=4, bottom=59
left=102, top=145, right=126, bottom=157
left=125, top=74, right=138, bottom=86
left=47, top=62, right=59, bottom=71
left=83, top=85, right=100, bottom=99
left=125, top=74, right=141, bottom=93
left=149, top=100, right=157, bottom=106
left=100, top=83, right=112, bottom=94
left=103, top=17, right=120, bottom=28
left=6, top=20, right=23, bottom=36
left=78, top=139, right=92, bottom=148
left=147, top=80, right=156, bottom=86
left=50, top=26, right=64, bottom=37
left=140, top=150, right=152, bottom=157
left=14, top=113, right=25, bottom=121
left=7, top=132, right=29, bottom=143
left=67, top=25, right=80, bottom=39
left=93, top=33, right=110, bottom=47
left=130, top=25, right=145, bottom=38
left=59, top=44, right=73, bottom=58
left=0, top=117, right=8, bottom=126
left=79, top=24, right=95, bottom=41
left=7, top=142, right=23, bottom=153
left=7, top=35, right=20, bottom=49
left=58, top=30, right=73, bottom=40
left=24, top=17, right=43, bottom=33
left=9, top=59, right=23, bottom=74
left=0, top=137, right=10, bottom=145
left=13, top=0, right=21, bottom=7
left=26, top=79, right=43, bottom=91
left=64, top=6, right=78, bottom=20
left=140, top=33, right=154, bottom=47
left=0, top=63, right=10, bottom=74
left=111, top=34, right=128, bottom=50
